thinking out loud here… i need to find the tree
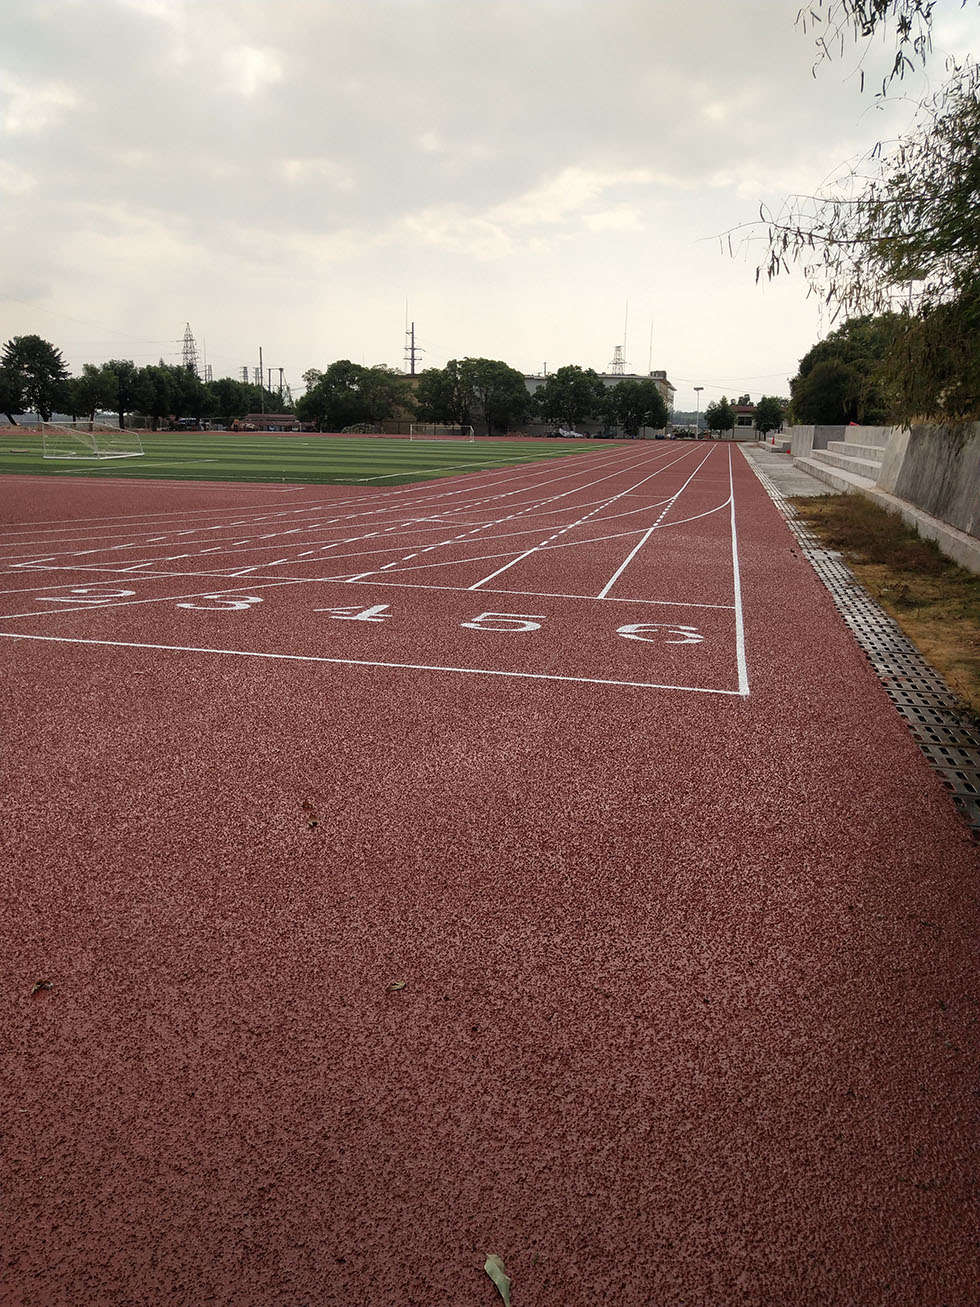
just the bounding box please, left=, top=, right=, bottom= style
left=753, top=395, right=788, bottom=435
left=704, top=397, right=735, bottom=434
left=459, top=358, right=529, bottom=433
left=295, top=360, right=409, bottom=431
left=415, top=364, right=468, bottom=426
left=0, top=367, right=24, bottom=424
left=64, top=365, right=111, bottom=423
left=534, top=365, right=606, bottom=428
left=790, top=315, right=897, bottom=423
left=742, top=2, right=980, bottom=422
left=792, top=361, right=864, bottom=424
left=1, top=335, right=69, bottom=420
left=608, top=378, right=669, bottom=436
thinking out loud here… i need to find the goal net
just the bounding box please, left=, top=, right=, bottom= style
left=42, top=422, right=145, bottom=460
left=409, top=423, right=475, bottom=441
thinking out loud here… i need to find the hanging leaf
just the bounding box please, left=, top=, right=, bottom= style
left=484, top=1253, right=512, bottom=1305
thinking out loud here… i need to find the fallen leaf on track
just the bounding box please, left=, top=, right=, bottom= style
left=484, top=1253, right=512, bottom=1305
left=386, top=980, right=407, bottom=992
left=31, top=979, right=53, bottom=996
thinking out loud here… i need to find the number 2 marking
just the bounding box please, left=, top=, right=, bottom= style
left=38, top=587, right=136, bottom=604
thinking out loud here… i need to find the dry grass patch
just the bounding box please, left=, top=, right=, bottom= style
left=789, top=493, right=980, bottom=718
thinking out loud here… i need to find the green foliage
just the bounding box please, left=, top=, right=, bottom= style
left=704, top=396, right=735, bottom=432
left=459, top=358, right=529, bottom=433
left=0, top=334, right=69, bottom=420
left=415, top=361, right=471, bottom=426
left=0, top=365, right=24, bottom=422
left=534, top=366, right=606, bottom=427
left=750, top=5, right=980, bottom=422
left=791, top=315, right=897, bottom=423
left=608, top=378, right=669, bottom=436
left=295, top=360, right=412, bottom=431
left=415, top=358, right=528, bottom=432
left=752, top=395, right=787, bottom=435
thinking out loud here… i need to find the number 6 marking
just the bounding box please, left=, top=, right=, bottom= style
left=176, top=593, right=264, bottom=611
left=461, top=611, right=546, bottom=633
left=617, top=622, right=704, bottom=645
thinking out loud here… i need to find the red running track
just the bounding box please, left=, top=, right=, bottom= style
left=0, top=445, right=977, bottom=1306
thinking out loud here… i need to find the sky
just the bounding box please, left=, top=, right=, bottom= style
left=2, top=0, right=979, bottom=409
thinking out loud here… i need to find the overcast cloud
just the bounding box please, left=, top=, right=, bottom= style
left=2, top=0, right=978, bottom=407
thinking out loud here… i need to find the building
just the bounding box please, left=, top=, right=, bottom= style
left=732, top=399, right=757, bottom=432
left=523, top=367, right=676, bottom=411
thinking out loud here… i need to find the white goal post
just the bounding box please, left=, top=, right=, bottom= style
left=41, top=421, right=145, bottom=460
left=408, top=423, right=475, bottom=441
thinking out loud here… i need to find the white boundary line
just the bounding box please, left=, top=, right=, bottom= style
left=729, top=445, right=749, bottom=697
left=0, top=630, right=743, bottom=696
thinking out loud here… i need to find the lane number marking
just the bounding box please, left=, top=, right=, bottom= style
left=461, top=611, right=547, bottom=633
left=617, top=622, right=704, bottom=645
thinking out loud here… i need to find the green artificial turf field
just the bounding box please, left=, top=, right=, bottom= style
left=0, top=430, right=602, bottom=486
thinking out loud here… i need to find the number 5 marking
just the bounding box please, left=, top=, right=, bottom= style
left=617, top=622, right=704, bottom=645
left=176, top=593, right=264, bottom=611
left=461, top=611, right=546, bottom=633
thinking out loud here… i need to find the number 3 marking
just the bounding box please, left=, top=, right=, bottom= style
left=176, top=593, right=264, bottom=611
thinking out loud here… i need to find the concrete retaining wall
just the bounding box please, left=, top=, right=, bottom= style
left=889, top=423, right=980, bottom=540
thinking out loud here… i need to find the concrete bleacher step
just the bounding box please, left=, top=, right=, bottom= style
left=826, top=440, right=887, bottom=462
left=794, top=455, right=877, bottom=494
left=809, top=448, right=883, bottom=479
left=839, top=427, right=892, bottom=448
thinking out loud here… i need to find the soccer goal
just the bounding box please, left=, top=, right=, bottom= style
left=41, top=422, right=145, bottom=460
left=408, top=423, right=475, bottom=441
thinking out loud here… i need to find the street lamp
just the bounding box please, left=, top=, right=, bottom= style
left=693, top=386, right=703, bottom=439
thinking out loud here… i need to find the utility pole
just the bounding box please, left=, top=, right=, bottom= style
left=404, top=321, right=422, bottom=375
left=259, top=346, right=264, bottom=413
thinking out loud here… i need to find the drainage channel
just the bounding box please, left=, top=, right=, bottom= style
left=746, top=455, right=980, bottom=837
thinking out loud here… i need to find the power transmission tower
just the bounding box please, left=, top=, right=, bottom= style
left=608, top=345, right=628, bottom=375
left=181, top=323, right=199, bottom=375
left=241, top=367, right=249, bottom=383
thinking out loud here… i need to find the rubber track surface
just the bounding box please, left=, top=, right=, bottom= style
left=0, top=447, right=977, bottom=1306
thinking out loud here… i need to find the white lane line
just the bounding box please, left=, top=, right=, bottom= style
left=596, top=448, right=716, bottom=599
left=468, top=449, right=700, bottom=592
left=336, top=445, right=673, bottom=586
left=0, top=630, right=742, bottom=696
left=729, top=445, right=749, bottom=697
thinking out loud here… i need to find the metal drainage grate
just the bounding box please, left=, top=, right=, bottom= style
left=745, top=456, right=980, bottom=836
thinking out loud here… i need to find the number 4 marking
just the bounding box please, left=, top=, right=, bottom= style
left=314, top=603, right=392, bottom=622
left=461, top=611, right=546, bottom=633
left=617, top=622, right=704, bottom=645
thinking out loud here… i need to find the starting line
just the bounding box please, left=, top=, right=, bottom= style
left=0, top=445, right=750, bottom=697
left=0, top=629, right=747, bottom=696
